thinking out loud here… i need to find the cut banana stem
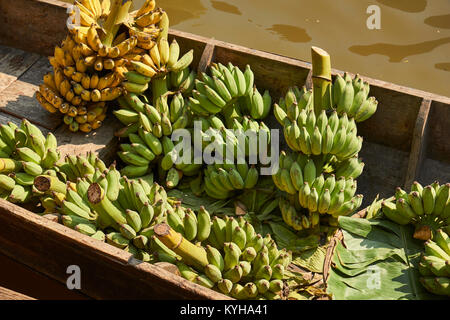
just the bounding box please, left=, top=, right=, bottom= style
left=154, top=223, right=209, bottom=271
left=311, top=46, right=332, bottom=115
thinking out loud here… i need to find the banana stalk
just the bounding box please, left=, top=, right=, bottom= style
left=311, top=46, right=332, bottom=115
left=152, top=76, right=169, bottom=105
left=102, top=0, right=133, bottom=47
left=154, top=223, right=208, bottom=271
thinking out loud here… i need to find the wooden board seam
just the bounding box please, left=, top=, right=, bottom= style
left=197, top=40, right=216, bottom=74
left=404, top=98, right=432, bottom=189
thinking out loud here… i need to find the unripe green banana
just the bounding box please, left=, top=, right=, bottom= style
left=183, top=209, right=198, bottom=241
left=232, top=226, right=247, bottom=250
left=204, top=264, right=222, bottom=283
left=217, top=278, right=233, bottom=295
left=224, top=242, right=242, bottom=270
left=224, top=265, right=243, bottom=283
left=206, top=245, right=225, bottom=272
left=422, top=186, right=436, bottom=215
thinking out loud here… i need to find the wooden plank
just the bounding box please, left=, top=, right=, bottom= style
left=305, top=69, right=313, bottom=91
left=357, top=141, right=409, bottom=208
left=0, top=252, right=88, bottom=300
left=0, top=112, right=49, bottom=136
left=0, top=199, right=230, bottom=300
left=55, top=114, right=122, bottom=164
left=0, top=56, right=61, bottom=130
left=0, top=286, right=35, bottom=300
left=404, top=99, right=432, bottom=190
left=418, top=158, right=450, bottom=187
left=426, top=101, right=450, bottom=163
left=0, top=0, right=69, bottom=57
left=197, top=41, right=216, bottom=74
left=0, top=45, right=40, bottom=93
left=356, top=82, right=423, bottom=152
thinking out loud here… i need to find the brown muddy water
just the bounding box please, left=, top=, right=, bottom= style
left=66, top=0, right=450, bottom=97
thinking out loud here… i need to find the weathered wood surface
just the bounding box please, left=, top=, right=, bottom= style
left=55, top=116, right=122, bottom=163
left=0, top=252, right=88, bottom=300
left=0, top=199, right=230, bottom=300
left=419, top=158, right=450, bottom=187
left=0, top=45, right=40, bottom=92
left=0, top=55, right=61, bottom=130
left=404, top=99, right=432, bottom=190
left=0, top=0, right=69, bottom=57
left=0, top=47, right=120, bottom=160
left=427, top=101, right=450, bottom=163
left=358, top=141, right=409, bottom=208
left=197, top=41, right=216, bottom=74
left=0, top=286, right=35, bottom=300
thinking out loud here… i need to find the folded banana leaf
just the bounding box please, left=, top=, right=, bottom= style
left=326, top=216, right=436, bottom=300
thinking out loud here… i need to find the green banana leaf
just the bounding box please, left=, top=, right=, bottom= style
left=293, top=246, right=327, bottom=273
left=167, top=189, right=235, bottom=215
left=327, top=216, right=436, bottom=300
left=268, top=222, right=320, bottom=253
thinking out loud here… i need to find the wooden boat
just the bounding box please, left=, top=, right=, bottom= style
left=0, top=0, right=448, bottom=299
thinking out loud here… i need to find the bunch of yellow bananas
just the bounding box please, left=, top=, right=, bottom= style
left=381, top=181, right=450, bottom=240
left=37, top=0, right=169, bottom=133
left=418, top=229, right=450, bottom=297
left=128, top=0, right=169, bottom=49
left=122, top=38, right=195, bottom=105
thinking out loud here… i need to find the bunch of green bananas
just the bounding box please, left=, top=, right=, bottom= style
left=381, top=181, right=450, bottom=240
left=278, top=198, right=320, bottom=231
left=113, top=92, right=200, bottom=186
left=115, top=92, right=192, bottom=139
left=201, top=163, right=260, bottom=200
left=195, top=114, right=271, bottom=158
left=0, top=119, right=61, bottom=204
left=218, top=86, right=272, bottom=127
left=273, top=86, right=313, bottom=123
left=158, top=136, right=202, bottom=188
left=190, top=63, right=256, bottom=116
left=87, top=177, right=171, bottom=252
left=331, top=73, right=378, bottom=122
left=123, top=38, right=194, bottom=96
left=272, top=151, right=364, bottom=195
left=418, top=229, right=450, bottom=296
left=159, top=210, right=291, bottom=299
left=56, top=152, right=108, bottom=183
left=42, top=176, right=104, bottom=241
left=276, top=106, right=362, bottom=159
left=35, top=166, right=174, bottom=261
left=34, top=151, right=110, bottom=215
left=273, top=151, right=363, bottom=228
